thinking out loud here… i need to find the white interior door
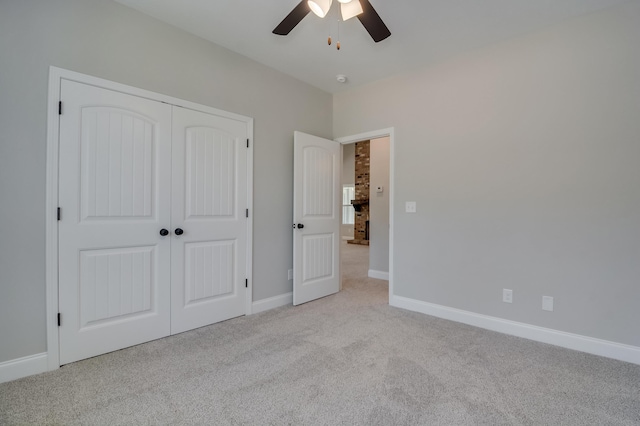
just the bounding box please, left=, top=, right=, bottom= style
left=58, top=80, right=172, bottom=364
left=170, top=106, right=248, bottom=334
left=293, top=131, right=341, bottom=305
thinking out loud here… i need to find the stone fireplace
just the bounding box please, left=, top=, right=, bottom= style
left=348, top=140, right=370, bottom=245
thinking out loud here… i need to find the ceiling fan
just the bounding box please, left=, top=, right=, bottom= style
left=273, top=0, right=391, bottom=43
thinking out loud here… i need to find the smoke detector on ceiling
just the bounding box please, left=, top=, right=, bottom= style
left=336, top=74, right=348, bottom=83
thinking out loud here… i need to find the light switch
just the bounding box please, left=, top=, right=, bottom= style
left=405, top=201, right=416, bottom=213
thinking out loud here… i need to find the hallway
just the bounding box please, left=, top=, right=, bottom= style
left=341, top=240, right=389, bottom=305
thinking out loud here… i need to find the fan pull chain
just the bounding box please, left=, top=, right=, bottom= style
left=327, top=17, right=342, bottom=51
left=329, top=19, right=340, bottom=50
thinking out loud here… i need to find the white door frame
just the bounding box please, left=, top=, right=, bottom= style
left=335, top=128, right=395, bottom=302
left=45, top=66, right=254, bottom=371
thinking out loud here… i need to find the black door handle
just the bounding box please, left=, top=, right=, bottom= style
left=297, top=223, right=304, bottom=229
left=159, top=228, right=169, bottom=236
left=175, top=228, right=184, bottom=236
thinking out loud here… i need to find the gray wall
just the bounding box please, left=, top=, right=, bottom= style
left=341, top=143, right=355, bottom=238
left=0, top=0, right=332, bottom=363
left=334, top=2, right=640, bottom=347
left=369, top=137, right=390, bottom=274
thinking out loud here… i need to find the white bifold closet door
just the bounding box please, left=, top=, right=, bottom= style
left=58, top=80, right=247, bottom=365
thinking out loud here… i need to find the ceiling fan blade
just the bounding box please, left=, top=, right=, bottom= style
left=357, top=0, right=391, bottom=43
left=273, top=1, right=311, bottom=35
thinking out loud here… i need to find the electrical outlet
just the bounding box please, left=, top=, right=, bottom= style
left=405, top=201, right=417, bottom=213
left=503, top=289, right=513, bottom=303
left=542, top=296, right=554, bottom=311
left=288, top=269, right=293, bottom=280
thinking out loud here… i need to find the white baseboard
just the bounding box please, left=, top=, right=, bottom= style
left=251, top=292, right=293, bottom=314
left=368, top=269, right=389, bottom=281
left=0, top=352, right=49, bottom=384
left=390, top=295, right=640, bottom=366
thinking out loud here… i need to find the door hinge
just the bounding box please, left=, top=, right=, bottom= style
left=57, top=207, right=61, bottom=221
left=58, top=101, right=62, bottom=115
left=245, top=279, right=248, bottom=288
left=246, top=208, right=249, bottom=218
left=57, top=313, right=61, bottom=327
left=246, top=138, right=249, bottom=148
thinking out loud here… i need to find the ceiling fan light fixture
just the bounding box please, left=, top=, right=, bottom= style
left=308, top=0, right=332, bottom=18
left=337, top=0, right=352, bottom=3
left=341, top=0, right=363, bottom=21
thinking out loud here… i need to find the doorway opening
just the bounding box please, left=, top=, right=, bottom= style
left=337, top=129, right=394, bottom=302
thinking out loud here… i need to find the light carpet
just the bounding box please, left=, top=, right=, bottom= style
left=1, top=242, right=639, bottom=425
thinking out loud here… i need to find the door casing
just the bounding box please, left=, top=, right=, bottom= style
left=46, top=66, right=254, bottom=371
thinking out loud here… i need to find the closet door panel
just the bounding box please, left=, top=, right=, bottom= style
left=170, top=107, right=248, bottom=334
left=58, top=80, right=172, bottom=364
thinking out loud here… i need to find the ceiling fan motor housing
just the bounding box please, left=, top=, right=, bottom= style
left=273, top=0, right=391, bottom=43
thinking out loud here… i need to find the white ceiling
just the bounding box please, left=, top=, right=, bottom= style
left=114, top=0, right=630, bottom=93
